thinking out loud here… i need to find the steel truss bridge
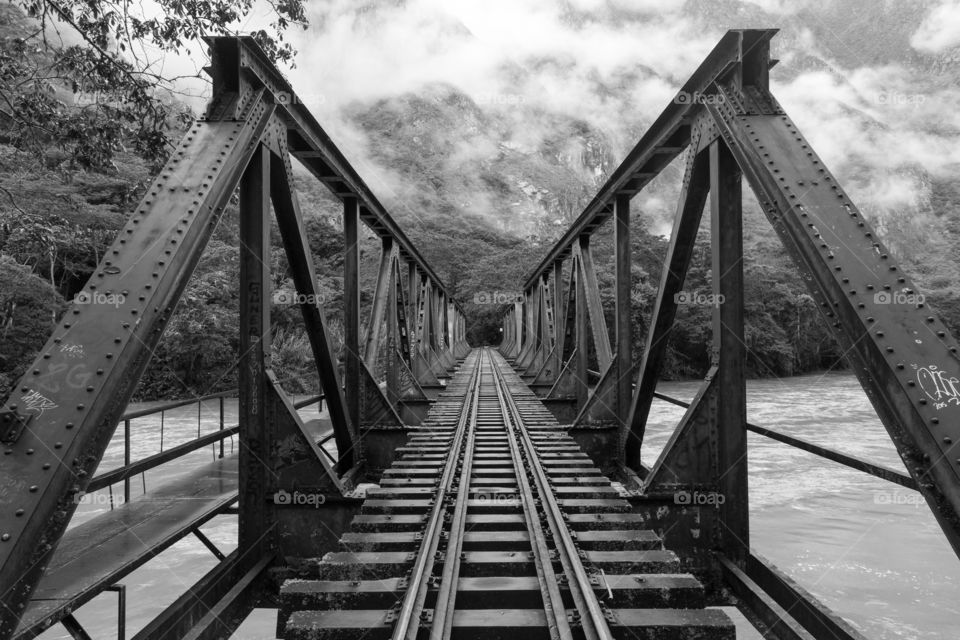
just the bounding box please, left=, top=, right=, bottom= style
left=1, top=28, right=958, bottom=640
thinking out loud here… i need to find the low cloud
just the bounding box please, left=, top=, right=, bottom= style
left=911, top=0, right=960, bottom=54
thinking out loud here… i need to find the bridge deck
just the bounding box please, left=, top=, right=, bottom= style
left=279, top=348, right=735, bottom=639
left=14, top=455, right=238, bottom=639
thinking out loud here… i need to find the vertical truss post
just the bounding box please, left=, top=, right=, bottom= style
left=343, top=197, right=360, bottom=428
left=432, top=282, right=442, bottom=354
left=519, top=289, right=532, bottom=361
left=446, top=299, right=455, bottom=356
left=439, top=291, right=451, bottom=365
left=614, top=194, right=632, bottom=431
left=500, top=307, right=511, bottom=356
left=363, top=237, right=394, bottom=372
left=577, top=235, right=613, bottom=371
left=386, top=257, right=400, bottom=402
left=238, top=143, right=272, bottom=553
left=711, top=139, right=749, bottom=561
left=517, top=285, right=542, bottom=370
left=420, top=279, right=433, bottom=356
left=574, top=254, right=590, bottom=409
left=512, top=301, right=522, bottom=359
left=407, top=262, right=419, bottom=349
left=550, top=260, right=564, bottom=380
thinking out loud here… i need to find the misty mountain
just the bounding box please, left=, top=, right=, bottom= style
left=320, top=0, right=958, bottom=299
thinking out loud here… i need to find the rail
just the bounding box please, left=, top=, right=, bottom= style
left=491, top=348, right=614, bottom=640
left=390, top=353, right=483, bottom=640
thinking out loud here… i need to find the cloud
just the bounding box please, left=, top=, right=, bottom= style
left=910, top=0, right=960, bottom=54
left=744, top=0, right=819, bottom=14
left=285, top=0, right=722, bottom=144
left=771, top=56, right=960, bottom=233
left=111, top=0, right=955, bottom=243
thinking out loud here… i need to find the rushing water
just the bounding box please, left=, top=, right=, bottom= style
left=36, top=373, right=960, bottom=639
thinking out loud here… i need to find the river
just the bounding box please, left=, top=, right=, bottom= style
left=36, top=372, right=960, bottom=639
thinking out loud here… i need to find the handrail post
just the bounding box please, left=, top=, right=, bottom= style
left=219, top=396, right=225, bottom=459
left=123, top=419, right=131, bottom=504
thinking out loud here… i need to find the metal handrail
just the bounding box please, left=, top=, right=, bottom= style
left=120, top=380, right=322, bottom=421
left=652, top=391, right=918, bottom=490
left=92, top=388, right=327, bottom=501
left=87, top=425, right=240, bottom=492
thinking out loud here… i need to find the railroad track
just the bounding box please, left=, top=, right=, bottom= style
left=279, top=348, right=734, bottom=639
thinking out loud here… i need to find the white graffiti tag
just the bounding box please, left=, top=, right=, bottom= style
left=914, top=364, right=960, bottom=410
left=59, top=343, right=85, bottom=359
left=20, top=390, right=58, bottom=416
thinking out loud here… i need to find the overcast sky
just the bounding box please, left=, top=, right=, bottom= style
left=155, top=0, right=960, bottom=236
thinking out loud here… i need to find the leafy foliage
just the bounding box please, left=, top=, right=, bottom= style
left=0, top=0, right=305, bottom=171
left=0, top=254, right=65, bottom=396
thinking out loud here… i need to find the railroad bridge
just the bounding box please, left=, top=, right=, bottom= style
left=1, top=28, right=958, bottom=640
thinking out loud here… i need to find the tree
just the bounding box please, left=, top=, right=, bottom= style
left=1, top=0, right=306, bottom=172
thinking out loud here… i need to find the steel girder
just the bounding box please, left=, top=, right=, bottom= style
left=0, top=92, right=276, bottom=636
left=507, top=27, right=960, bottom=566
left=0, top=36, right=464, bottom=639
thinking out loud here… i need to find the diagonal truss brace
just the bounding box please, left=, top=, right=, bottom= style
left=0, top=95, right=277, bottom=636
